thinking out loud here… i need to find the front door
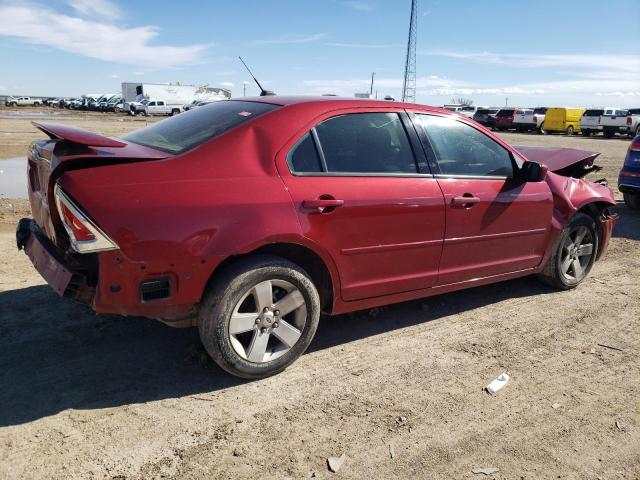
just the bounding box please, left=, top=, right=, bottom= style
left=413, top=113, right=553, bottom=285
left=277, top=110, right=446, bottom=301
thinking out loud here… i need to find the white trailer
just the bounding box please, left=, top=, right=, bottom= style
left=122, top=83, right=231, bottom=114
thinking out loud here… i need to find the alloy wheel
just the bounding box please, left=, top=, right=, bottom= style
left=228, top=279, right=307, bottom=363
left=560, top=226, right=594, bottom=282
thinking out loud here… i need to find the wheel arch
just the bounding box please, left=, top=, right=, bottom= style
left=575, top=200, right=614, bottom=259
left=202, top=241, right=339, bottom=314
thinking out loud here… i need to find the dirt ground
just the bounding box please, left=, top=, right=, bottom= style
left=0, top=112, right=638, bottom=479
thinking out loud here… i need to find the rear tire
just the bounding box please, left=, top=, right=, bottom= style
left=566, top=125, right=574, bottom=136
left=624, top=192, right=640, bottom=210
left=198, top=255, right=320, bottom=379
left=604, top=129, right=614, bottom=138
left=537, top=213, right=598, bottom=290
left=582, top=130, right=591, bottom=137
left=171, top=109, right=180, bottom=116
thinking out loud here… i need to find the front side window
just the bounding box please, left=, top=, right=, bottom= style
left=416, top=114, right=514, bottom=178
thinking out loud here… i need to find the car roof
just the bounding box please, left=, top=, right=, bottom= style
left=232, top=95, right=451, bottom=114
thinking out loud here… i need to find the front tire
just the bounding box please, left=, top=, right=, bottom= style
left=537, top=213, right=598, bottom=290
left=624, top=192, right=640, bottom=210
left=198, top=255, right=320, bottom=379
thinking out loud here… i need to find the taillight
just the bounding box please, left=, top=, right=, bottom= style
left=627, top=117, right=632, bottom=126
left=59, top=202, right=95, bottom=241
left=54, top=184, right=118, bottom=253
left=533, top=115, right=537, bottom=123
left=630, top=137, right=640, bottom=152
left=562, top=120, right=566, bottom=125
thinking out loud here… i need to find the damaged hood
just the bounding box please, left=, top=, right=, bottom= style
left=514, top=145, right=600, bottom=178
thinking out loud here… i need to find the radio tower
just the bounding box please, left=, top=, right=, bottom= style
left=401, top=0, right=417, bottom=103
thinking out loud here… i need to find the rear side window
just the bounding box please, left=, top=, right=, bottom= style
left=496, top=109, right=515, bottom=117
left=416, top=114, right=514, bottom=178
left=288, top=133, right=323, bottom=173
left=298, top=112, right=418, bottom=174
left=123, top=100, right=279, bottom=154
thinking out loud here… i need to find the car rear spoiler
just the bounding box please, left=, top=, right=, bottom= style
left=33, top=122, right=127, bottom=148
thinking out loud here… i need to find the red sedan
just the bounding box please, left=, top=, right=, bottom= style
left=17, top=97, right=617, bottom=378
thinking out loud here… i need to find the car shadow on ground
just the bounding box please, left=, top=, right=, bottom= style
left=612, top=201, right=640, bottom=241
left=0, top=273, right=555, bottom=427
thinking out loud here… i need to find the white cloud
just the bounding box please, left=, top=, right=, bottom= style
left=254, top=33, right=328, bottom=45
left=132, top=71, right=145, bottom=76
left=110, top=73, right=119, bottom=79
left=68, top=0, right=121, bottom=20
left=421, top=50, right=640, bottom=74
left=0, top=85, right=6, bottom=91
left=220, top=81, right=234, bottom=88
left=341, top=1, right=373, bottom=11
left=325, top=42, right=396, bottom=49
left=0, top=5, right=210, bottom=68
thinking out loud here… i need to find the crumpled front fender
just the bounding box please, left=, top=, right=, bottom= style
left=545, top=171, right=616, bottom=220
left=544, top=171, right=618, bottom=261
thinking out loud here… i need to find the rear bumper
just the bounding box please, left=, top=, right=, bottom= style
left=16, top=218, right=95, bottom=303
left=17, top=218, right=216, bottom=324
left=512, top=122, right=536, bottom=129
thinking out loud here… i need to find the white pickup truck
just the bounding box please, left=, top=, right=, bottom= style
left=512, top=107, right=547, bottom=132
left=578, top=109, right=604, bottom=136
left=4, top=96, right=42, bottom=107
left=129, top=99, right=183, bottom=116
left=600, top=108, right=640, bottom=138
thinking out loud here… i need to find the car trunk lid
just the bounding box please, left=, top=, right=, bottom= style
left=27, top=122, right=171, bottom=246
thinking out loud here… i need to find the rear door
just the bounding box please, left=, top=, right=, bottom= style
left=276, top=109, right=446, bottom=301
left=412, top=113, right=553, bottom=285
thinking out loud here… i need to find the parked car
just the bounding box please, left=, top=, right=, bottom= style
left=542, top=108, right=585, bottom=135
left=513, top=107, right=547, bottom=133
left=183, top=100, right=200, bottom=111
left=4, top=96, right=42, bottom=107
left=458, top=106, right=487, bottom=118
left=472, top=108, right=500, bottom=128
left=600, top=108, right=640, bottom=138
left=106, top=96, right=123, bottom=112
left=16, top=97, right=618, bottom=379
left=618, top=135, right=640, bottom=209
left=579, top=109, right=604, bottom=136
left=493, top=108, right=518, bottom=131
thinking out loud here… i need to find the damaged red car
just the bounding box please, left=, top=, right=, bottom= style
left=17, top=97, right=618, bottom=378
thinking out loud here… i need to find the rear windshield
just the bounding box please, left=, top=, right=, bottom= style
left=533, top=107, right=547, bottom=114
left=497, top=109, right=515, bottom=117
left=123, top=100, right=279, bottom=154
left=583, top=109, right=604, bottom=116
left=628, top=108, right=640, bottom=115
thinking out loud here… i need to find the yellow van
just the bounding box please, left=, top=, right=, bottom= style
left=542, top=107, right=586, bottom=135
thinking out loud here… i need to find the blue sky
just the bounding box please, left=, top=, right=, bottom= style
left=0, top=0, right=638, bottom=107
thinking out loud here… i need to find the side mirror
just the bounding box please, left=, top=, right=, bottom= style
left=520, top=161, right=548, bottom=182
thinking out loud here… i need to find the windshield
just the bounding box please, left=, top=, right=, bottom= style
left=584, top=109, right=604, bottom=117
left=123, top=100, right=279, bottom=154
